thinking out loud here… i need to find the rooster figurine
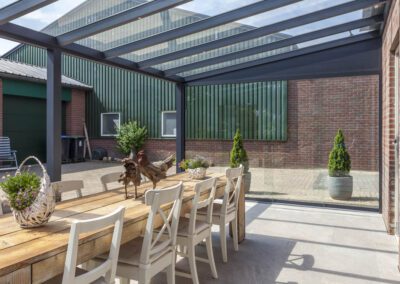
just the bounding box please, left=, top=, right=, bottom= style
left=137, top=150, right=175, bottom=188
left=119, top=151, right=175, bottom=199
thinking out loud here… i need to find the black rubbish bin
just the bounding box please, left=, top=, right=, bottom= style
left=70, top=136, right=85, bottom=162
left=61, top=136, right=72, bottom=163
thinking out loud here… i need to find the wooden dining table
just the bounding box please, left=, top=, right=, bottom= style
left=0, top=171, right=245, bottom=284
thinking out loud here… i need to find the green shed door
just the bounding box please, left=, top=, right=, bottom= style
left=3, top=95, right=66, bottom=163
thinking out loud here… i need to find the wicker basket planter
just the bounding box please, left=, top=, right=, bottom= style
left=12, top=156, right=55, bottom=228
left=187, top=167, right=207, bottom=180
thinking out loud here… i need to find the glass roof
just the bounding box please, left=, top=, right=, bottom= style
left=0, top=0, right=388, bottom=81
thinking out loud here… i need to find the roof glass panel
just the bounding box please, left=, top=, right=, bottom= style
left=73, top=0, right=261, bottom=51
left=119, top=0, right=356, bottom=62
left=178, top=26, right=379, bottom=78
left=154, top=7, right=383, bottom=71
left=11, top=0, right=153, bottom=34
left=0, top=1, right=18, bottom=9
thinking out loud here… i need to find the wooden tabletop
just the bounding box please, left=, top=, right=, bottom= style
left=0, top=172, right=227, bottom=284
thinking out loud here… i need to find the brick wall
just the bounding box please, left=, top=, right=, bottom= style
left=92, top=75, right=379, bottom=172
left=65, top=89, right=86, bottom=136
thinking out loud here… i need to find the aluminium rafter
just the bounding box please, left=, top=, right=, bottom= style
left=0, top=0, right=57, bottom=25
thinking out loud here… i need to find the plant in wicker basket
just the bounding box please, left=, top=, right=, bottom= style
left=179, top=156, right=210, bottom=179
left=1, top=172, right=40, bottom=211
left=0, top=156, right=55, bottom=228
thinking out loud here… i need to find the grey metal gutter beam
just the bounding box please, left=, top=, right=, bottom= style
left=0, top=23, right=184, bottom=83
left=57, top=0, right=192, bottom=46
left=103, top=0, right=303, bottom=58
left=183, top=32, right=378, bottom=82
left=138, top=0, right=384, bottom=69
left=0, top=0, right=57, bottom=25
left=379, top=0, right=391, bottom=35
left=164, top=16, right=383, bottom=76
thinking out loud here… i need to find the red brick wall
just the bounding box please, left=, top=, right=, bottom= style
left=382, top=0, right=399, bottom=236
left=65, top=89, right=86, bottom=136
left=92, top=75, right=379, bottom=173
left=0, top=78, right=2, bottom=136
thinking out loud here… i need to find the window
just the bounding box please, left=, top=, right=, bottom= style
left=101, top=113, right=120, bottom=136
left=161, top=111, right=176, bottom=137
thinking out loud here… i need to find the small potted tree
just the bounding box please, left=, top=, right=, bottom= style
left=230, top=129, right=251, bottom=192
left=179, top=156, right=209, bottom=179
left=327, top=129, right=353, bottom=200
left=116, top=121, right=148, bottom=158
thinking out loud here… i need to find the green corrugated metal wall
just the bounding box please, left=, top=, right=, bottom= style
left=186, top=82, right=287, bottom=140
left=6, top=45, right=287, bottom=141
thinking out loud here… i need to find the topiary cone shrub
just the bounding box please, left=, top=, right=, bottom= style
left=328, top=129, right=351, bottom=177
left=116, top=121, right=148, bottom=157
left=230, top=129, right=249, bottom=173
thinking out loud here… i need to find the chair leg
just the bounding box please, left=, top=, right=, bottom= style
left=206, top=235, right=218, bottom=279
left=220, top=223, right=227, bottom=263
left=188, top=243, right=200, bottom=284
left=119, top=277, right=130, bottom=284
left=232, top=218, right=239, bottom=252
left=166, top=263, right=175, bottom=284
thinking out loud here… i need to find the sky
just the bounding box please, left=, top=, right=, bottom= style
left=0, top=0, right=363, bottom=56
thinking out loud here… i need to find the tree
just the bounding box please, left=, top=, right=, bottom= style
left=328, top=129, right=351, bottom=177
left=116, top=121, right=148, bottom=156
left=230, top=129, right=249, bottom=172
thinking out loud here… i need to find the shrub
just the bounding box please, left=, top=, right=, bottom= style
left=179, top=156, right=209, bottom=170
left=1, top=172, right=41, bottom=210
left=230, top=129, right=249, bottom=172
left=116, top=121, right=148, bottom=156
left=328, top=129, right=351, bottom=177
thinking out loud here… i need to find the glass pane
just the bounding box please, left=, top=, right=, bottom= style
left=162, top=112, right=177, bottom=137
left=121, top=0, right=356, bottom=62
left=0, top=1, right=18, bottom=9
left=154, top=9, right=380, bottom=71
left=177, top=26, right=379, bottom=77
left=101, top=113, right=120, bottom=136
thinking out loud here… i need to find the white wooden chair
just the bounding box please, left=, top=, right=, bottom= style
left=52, top=180, right=84, bottom=202
left=103, top=182, right=184, bottom=284
left=0, top=137, right=18, bottom=171
left=45, top=206, right=125, bottom=284
left=100, top=172, right=121, bottom=191
left=197, top=165, right=243, bottom=263
left=174, top=177, right=218, bottom=284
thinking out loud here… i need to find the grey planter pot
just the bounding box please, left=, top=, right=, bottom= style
left=328, top=175, right=353, bottom=200
left=243, top=172, right=252, bottom=193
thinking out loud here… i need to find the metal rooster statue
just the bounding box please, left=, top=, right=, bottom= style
left=119, top=151, right=175, bottom=199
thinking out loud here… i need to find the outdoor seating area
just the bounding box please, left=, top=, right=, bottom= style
left=0, top=0, right=400, bottom=283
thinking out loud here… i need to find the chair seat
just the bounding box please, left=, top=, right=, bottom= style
left=43, top=267, right=106, bottom=284
left=176, top=217, right=209, bottom=237
left=197, top=203, right=235, bottom=216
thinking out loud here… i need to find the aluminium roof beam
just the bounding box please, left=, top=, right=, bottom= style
left=56, top=0, right=192, bottom=46
left=164, top=16, right=383, bottom=76
left=0, top=22, right=184, bottom=83
left=0, top=0, right=57, bottom=25
left=183, top=32, right=379, bottom=82
left=138, top=0, right=384, bottom=69
left=103, top=0, right=303, bottom=58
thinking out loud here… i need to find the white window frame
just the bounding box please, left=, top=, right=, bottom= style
left=161, top=111, right=177, bottom=138
left=100, top=112, right=121, bottom=137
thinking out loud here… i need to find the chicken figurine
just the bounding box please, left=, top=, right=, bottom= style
left=119, top=151, right=175, bottom=199
left=137, top=150, right=175, bottom=189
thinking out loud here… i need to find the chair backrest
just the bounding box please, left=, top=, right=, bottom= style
left=221, top=165, right=243, bottom=215
left=0, top=137, right=12, bottom=158
left=52, top=180, right=84, bottom=202
left=62, top=206, right=125, bottom=284
left=187, top=178, right=217, bottom=235
left=140, top=182, right=184, bottom=266
left=100, top=172, right=121, bottom=191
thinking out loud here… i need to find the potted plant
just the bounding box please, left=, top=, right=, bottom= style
left=327, top=129, right=353, bottom=200
left=0, top=156, right=55, bottom=228
left=230, top=129, right=251, bottom=193
left=116, top=121, right=148, bottom=158
left=179, top=156, right=210, bottom=179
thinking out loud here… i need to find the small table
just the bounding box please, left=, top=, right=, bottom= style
left=0, top=172, right=244, bottom=284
